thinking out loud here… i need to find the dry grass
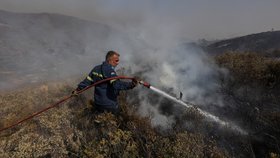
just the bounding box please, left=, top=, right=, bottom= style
left=0, top=81, right=229, bottom=157
left=0, top=83, right=70, bottom=129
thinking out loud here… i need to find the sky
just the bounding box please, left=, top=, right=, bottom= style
left=0, top=0, right=280, bottom=40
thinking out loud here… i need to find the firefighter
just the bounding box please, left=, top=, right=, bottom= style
left=72, top=51, right=138, bottom=114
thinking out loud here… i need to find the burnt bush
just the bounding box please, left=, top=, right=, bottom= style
left=215, top=52, right=280, bottom=87
left=215, top=52, right=280, bottom=157
left=215, top=52, right=280, bottom=102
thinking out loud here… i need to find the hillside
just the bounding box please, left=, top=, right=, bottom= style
left=1, top=55, right=280, bottom=157
left=215, top=52, right=280, bottom=157
left=205, top=31, right=280, bottom=56
left=0, top=10, right=112, bottom=90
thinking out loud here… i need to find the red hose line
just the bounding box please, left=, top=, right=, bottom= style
left=0, top=76, right=134, bottom=133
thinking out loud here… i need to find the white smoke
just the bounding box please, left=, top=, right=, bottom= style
left=77, top=3, right=228, bottom=127
left=0, top=2, right=226, bottom=128
left=96, top=28, right=225, bottom=127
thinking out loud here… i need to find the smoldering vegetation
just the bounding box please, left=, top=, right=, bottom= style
left=122, top=51, right=280, bottom=157
left=215, top=52, right=280, bottom=157
left=1, top=52, right=280, bottom=157
left=0, top=82, right=229, bottom=157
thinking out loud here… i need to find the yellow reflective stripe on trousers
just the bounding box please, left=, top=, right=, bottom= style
left=87, top=76, right=94, bottom=82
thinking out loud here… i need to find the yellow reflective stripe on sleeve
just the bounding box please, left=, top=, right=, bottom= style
left=110, top=79, right=117, bottom=84
left=92, top=72, right=103, bottom=78
left=86, top=76, right=94, bottom=82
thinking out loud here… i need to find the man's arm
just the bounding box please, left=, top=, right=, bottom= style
left=107, top=70, right=136, bottom=90
left=111, top=79, right=135, bottom=90
left=76, top=70, right=95, bottom=91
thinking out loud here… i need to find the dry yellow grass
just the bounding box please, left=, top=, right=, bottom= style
left=0, top=81, right=229, bottom=157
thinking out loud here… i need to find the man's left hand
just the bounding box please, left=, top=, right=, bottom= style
left=131, top=77, right=139, bottom=88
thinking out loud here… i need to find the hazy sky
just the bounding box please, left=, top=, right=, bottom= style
left=0, top=0, right=280, bottom=40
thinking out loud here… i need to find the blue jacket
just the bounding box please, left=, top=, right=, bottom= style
left=77, top=61, right=133, bottom=109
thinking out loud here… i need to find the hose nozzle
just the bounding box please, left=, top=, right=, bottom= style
left=139, top=80, right=150, bottom=88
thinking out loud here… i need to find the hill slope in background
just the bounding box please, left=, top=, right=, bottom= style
left=205, top=31, right=280, bottom=56
left=0, top=10, right=112, bottom=90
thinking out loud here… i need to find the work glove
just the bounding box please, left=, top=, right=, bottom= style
left=71, top=90, right=79, bottom=96
left=131, top=77, right=139, bottom=89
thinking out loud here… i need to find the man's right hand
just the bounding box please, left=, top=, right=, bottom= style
left=71, top=90, right=79, bottom=96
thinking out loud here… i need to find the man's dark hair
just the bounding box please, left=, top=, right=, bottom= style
left=106, top=51, right=120, bottom=61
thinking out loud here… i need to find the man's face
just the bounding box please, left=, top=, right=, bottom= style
left=108, top=54, right=120, bottom=67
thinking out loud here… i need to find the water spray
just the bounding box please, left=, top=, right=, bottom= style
left=138, top=80, right=247, bottom=135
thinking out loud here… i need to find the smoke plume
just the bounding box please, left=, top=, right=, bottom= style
left=86, top=6, right=226, bottom=127
left=0, top=2, right=226, bottom=128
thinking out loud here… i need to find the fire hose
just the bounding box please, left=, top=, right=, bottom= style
left=0, top=76, right=143, bottom=133
left=0, top=75, right=247, bottom=135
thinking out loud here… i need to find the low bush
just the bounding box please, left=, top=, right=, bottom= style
left=215, top=52, right=280, bottom=87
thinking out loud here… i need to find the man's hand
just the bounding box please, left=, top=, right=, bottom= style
left=71, top=90, right=79, bottom=96
left=131, top=77, right=140, bottom=88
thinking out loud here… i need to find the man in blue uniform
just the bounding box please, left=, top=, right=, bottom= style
left=73, top=51, right=138, bottom=114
